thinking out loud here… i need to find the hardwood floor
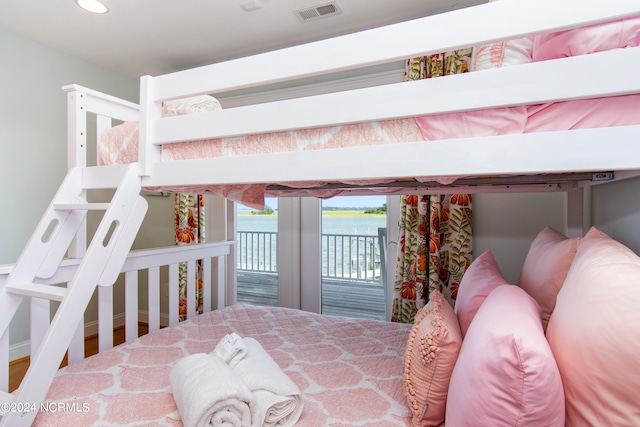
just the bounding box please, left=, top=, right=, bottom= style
left=8, top=323, right=148, bottom=393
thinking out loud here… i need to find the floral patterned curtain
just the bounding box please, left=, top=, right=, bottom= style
left=390, top=50, right=474, bottom=323
left=175, top=193, right=205, bottom=321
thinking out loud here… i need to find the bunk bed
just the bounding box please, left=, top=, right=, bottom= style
left=2, top=0, right=640, bottom=425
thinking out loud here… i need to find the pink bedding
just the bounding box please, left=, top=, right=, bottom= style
left=34, top=304, right=413, bottom=426
left=100, top=118, right=424, bottom=166
left=100, top=118, right=427, bottom=209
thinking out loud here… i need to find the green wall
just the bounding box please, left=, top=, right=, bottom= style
left=0, top=28, right=139, bottom=346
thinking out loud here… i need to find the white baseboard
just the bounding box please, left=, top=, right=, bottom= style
left=9, top=310, right=169, bottom=362
left=9, top=341, right=30, bottom=363
left=83, top=312, right=127, bottom=337
left=138, top=310, right=170, bottom=329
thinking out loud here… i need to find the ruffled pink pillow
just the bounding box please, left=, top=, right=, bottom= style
left=403, top=290, right=462, bottom=427
left=518, top=226, right=580, bottom=330
left=446, top=285, right=564, bottom=426
left=546, top=227, right=640, bottom=426
left=454, top=250, right=508, bottom=338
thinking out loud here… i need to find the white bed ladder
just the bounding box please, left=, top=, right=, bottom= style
left=0, top=163, right=147, bottom=427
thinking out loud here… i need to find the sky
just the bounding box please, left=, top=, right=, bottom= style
left=238, top=195, right=387, bottom=211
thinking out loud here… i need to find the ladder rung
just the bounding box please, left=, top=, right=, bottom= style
left=53, top=203, right=111, bottom=211
left=6, top=283, right=67, bottom=302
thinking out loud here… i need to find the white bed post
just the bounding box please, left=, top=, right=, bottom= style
left=565, top=186, right=584, bottom=238
left=148, top=266, right=161, bottom=331
left=185, top=261, right=197, bottom=320
left=202, top=257, right=212, bottom=313
left=124, top=271, right=139, bottom=341
left=62, top=86, right=88, bottom=363
left=225, top=200, right=237, bottom=307
left=168, top=263, right=180, bottom=326
left=139, top=76, right=162, bottom=177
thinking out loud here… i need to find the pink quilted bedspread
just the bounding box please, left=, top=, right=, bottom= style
left=99, top=118, right=426, bottom=210
left=34, top=304, right=413, bottom=426
left=100, top=118, right=424, bottom=166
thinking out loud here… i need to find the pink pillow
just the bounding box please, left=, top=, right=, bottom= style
left=524, top=94, right=640, bottom=134
left=533, top=16, right=640, bottom=62
left=471, top=29, right=534, bottom=70
left=414, top=0, right=532, bottom=142
left=526, top=16, right=640, bottom=136
left=446, top=285, right=564, bottom=426
left=414, top=108, right=528, bottom=141
left=412, top=304, right=431, bottom=326
left=546, top=227, right=640, bottom=426
left=518, top=226, right=580, bottom=330
left=403, top=290, right=462, bottom=427
left=454, top=250, right=508, bottom=338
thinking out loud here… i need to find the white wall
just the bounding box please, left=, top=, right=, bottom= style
left=592, top=176, right=640, bottom=254
left=473, top=176, right=640, bottom=284
left=473, top=192, right=567, bottom=283
left=0, top=28, right=139, bottom=347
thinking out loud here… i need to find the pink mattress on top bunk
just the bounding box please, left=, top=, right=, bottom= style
left=34, top=304, right=414, bottom=427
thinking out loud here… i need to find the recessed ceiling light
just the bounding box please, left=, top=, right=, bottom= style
left=76, top=0, right=109, bottom=14
left=240, top=1, right=263, bottom=12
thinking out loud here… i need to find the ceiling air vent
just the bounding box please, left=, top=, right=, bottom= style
left=294, top=2, right=342, bottom=23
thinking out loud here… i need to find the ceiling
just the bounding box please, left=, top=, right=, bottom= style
left=0, top=0, right=484, bottom=78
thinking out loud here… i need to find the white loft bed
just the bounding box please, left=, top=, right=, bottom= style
left=75, top=0, right=640, bottom=231
left=1, top=0, right=640, bottom=425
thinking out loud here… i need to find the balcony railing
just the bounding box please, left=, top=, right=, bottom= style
left=322, top=233, right=381, bottom=282
left=236, top=229, right=387, bottom=320
left=236, top=231, right=383, bottom=283
left=237, top=231, right=278, bottom=272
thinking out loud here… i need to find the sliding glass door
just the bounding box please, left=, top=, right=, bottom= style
left=235, top=198, right=278, bottom=306
left=234, top=195, right=392, bottom=321
left=320, top=196, right=387, bottom=320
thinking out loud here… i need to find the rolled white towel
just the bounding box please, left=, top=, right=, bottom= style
left=170, top=353, right=256, bottom=427
left=162, top=95, right=222, bottom=117
left=235, top=338, right=304, bottom=427
left=214, top=332, right=247, bottom=366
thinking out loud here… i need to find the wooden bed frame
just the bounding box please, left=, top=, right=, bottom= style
left=2, top=0, right=640, bottom=425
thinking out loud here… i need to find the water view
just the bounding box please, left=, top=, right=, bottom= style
left=236, top=196, right=388, bottom=320
left=237, top=196, right=387, bottom=274
left=237, top=214, right=386, bottom=235
left=237, top=195, right=387, bottom=234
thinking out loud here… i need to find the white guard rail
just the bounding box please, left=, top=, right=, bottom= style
left=0, top=240, right=233, bottom=393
